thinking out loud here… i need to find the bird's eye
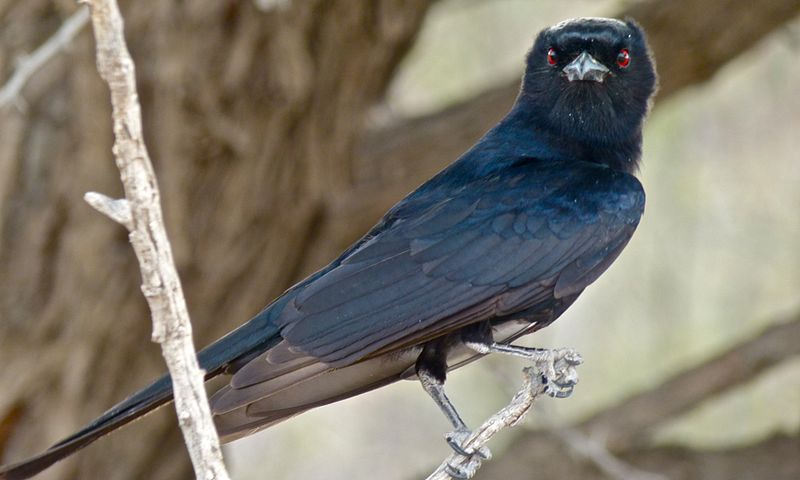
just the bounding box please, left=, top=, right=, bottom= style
left=546, top=48, right=558, bottom=66
left=616, top=49, right=630, bottom=68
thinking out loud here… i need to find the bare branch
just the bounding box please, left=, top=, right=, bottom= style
left=475, top=314, right=800, bottom=479
left=426, top=350, right=582, bottom=480
left=0, top=7, right=89, bottom=110
left=551, top=425, right=668, bottom=480
left=83, top=192, right=132, bottom=229
left=83, top=1, right=230, bottom=479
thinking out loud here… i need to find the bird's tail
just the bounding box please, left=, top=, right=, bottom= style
left=0, top=309, right=281, bottom=480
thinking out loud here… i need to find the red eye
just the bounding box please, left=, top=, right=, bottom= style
left=616, top=49, right=630, bottom=68
left=547, top=48, right=558, bottom=66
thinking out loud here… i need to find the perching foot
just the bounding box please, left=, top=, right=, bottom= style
left=443, top=428, right=491, bottom=479
left=529, top=348, right=583, bottom=398
left=445, top=428, right=491, bottom=460
left=469, top=342, right=583, bottom=398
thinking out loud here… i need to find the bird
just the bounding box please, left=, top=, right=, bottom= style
left=0, top=17, right=657, bottom=479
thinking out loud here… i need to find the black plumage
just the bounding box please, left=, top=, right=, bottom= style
left=0, top=17, right=657, bottom=479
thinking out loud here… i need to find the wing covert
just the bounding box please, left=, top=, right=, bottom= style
left=274, top=162, right=644, bottom=366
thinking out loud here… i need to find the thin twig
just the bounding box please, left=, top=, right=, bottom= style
left=471, top=315, right=800, bottom=479
left=552, top=425, right=669, bottom=480
left=83, top=192, right=132, bottom=229
left=82, top=1, right=230, bottom=479
left=426, top=350, right=582, bottom=480
left=0, top=7, right=90, bottom=110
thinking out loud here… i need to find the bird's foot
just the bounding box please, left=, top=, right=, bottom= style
left=445, top=429, right=491, bottom=459
left=469, top=341, right=583, bottom=398
left=444, top=428, right=492, bottom=479
left=527, top=348, right=583, bottom=398
left=444, top=456, right=482, bottom=480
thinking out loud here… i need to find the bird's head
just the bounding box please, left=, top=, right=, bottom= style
left=521, top=18, right=657, bottom=145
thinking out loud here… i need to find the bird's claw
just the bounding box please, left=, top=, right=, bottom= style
left=531, top=348, right=582, bottom=399
left=541, top=374, right=576, bottom=398
left=443, top=429, right=491, bottom=478
left=444, top=428, right=491, bottom=478
left=445, top=456, right=483, bottom=479
left=446, top=433, right=473, bottom=457
left=445, top=429, right=492, bottom=460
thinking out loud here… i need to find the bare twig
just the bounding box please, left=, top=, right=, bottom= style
left=426, top=350, right=582, bottom=480
left=0, top=7, right=89, bottom=110
left=83, top=192, right=132, bottom=229
left=474, top=315, right=800, bottom=479
left=552, top=425, right=669, bottom=480
left=82, top=1, right=230, bottom=479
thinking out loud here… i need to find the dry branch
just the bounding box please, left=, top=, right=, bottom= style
left=82, top=1, right=229, bottom=479
left=474, top=314, right=800, bottom=478
left=0, top=7, right=89, bottom=110
left=426, top=350, right=583, bottom=480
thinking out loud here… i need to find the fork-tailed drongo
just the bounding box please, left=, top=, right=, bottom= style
left=0, top=17, right=657, bottom=479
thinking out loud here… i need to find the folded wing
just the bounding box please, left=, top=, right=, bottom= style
left=274, top=161, right=645, bottom=366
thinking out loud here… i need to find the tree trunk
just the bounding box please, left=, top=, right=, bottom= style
left=0, top=1, right=431, bottom=478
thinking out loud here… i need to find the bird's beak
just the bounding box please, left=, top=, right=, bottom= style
left=563, top=52, right=610, bottom=82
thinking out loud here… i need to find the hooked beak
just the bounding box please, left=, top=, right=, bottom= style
left=563, top=52, right=610, bottom=82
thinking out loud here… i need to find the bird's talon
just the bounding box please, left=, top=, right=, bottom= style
left=473, top=445, right=491, bottom=460
left=541, top=368, right=577, bottom=398
left=552, top=377, right=577, bottom=390
left=445, top=463, right=470, bottom=479
left=528, top=348, right=582, bottom=400
left=554, top=387, right=574, bottom=399
left=445, top=429, right=492, bottom=460
left=446, top=435, right=473, bottom=457
left=445, top=454, right=484, bottom=479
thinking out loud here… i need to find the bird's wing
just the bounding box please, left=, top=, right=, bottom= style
left=274, top=161, right=644, bottom=367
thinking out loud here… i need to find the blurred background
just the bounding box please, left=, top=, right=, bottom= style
left=1, top=1, right=798, bottom=479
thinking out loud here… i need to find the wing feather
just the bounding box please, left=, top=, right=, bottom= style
left=273, top=162, right=644, bottom=366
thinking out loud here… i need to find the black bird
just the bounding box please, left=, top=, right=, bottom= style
left=0, top=17, right=657, bottom=479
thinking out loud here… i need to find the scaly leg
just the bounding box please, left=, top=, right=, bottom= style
left=416, top=337, right=490, bottom=479
left=463, top=323, right=583, bottom=398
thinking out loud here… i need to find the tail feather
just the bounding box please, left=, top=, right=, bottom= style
left=0, top=375, right=174, bottom=480
left=0, top=308, right=281, bottom=480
